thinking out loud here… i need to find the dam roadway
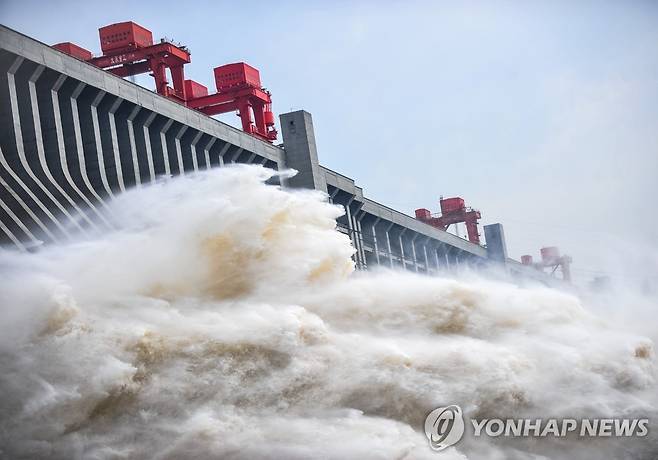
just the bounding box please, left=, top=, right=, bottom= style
left=0, top=25, right=551, bottom=284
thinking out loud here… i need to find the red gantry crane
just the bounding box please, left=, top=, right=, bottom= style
left=52, top=21, right=277, bottom=142
left=415, top=197, right=482, bottom=245
left=186, top=63, right=277, bottom=141
left=521, top=247, right=572, bottom=282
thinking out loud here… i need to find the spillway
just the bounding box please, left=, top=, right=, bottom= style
left=0, top=25, right=552, bottom=284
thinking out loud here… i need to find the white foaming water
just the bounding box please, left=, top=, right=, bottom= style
left=0, top=166, right=656, bottom=459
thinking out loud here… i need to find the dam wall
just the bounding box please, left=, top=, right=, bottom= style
left=0, top=25, right=550, bottom=284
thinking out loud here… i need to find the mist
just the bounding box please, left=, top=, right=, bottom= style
left=1, top=167, right=655, bottom=459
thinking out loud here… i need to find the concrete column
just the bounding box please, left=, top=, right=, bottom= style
left=229, top=147, right=244, bottom=163
left=158, top=119, right=174, bottom=176
left=371, top=217, right=381, bottom=265
left=0, top=203, right=26, bottom=250
left=189, top=131, right=203, bottom=172
left=422, top=238, right=430, bottom=273
left=354, top=208, right=368, bottom=269
left=328, top=187, right=340, bottom=204
left=107, top=98, right=125, bottom=192
left=126, top=106, right=142, bottom=185
left=216, top=142, right=231, bottom=166
left=142, top=112, right=157, bottom=181
left=454, top=249, right=461, bottom=269
left=438, top=244, right=450, bottom=269
left=279, top=110, right=327, bottom=192
left=484, top=223, right=508, bottom=264
left=399, top=228, right=407, bottom=270
left=173, top=125, right=188, bottom=175
left=343, top=197, right=361, bottom=268
left=203, top=138, right=216, bottom=169
left=385, top=222, right=395, bottom=268
left=410, top=233, right=419, bottom=272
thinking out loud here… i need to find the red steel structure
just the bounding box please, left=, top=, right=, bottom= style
left=88, top=22, right=191, bottom=102
left=521, top=255, right=534, bottom=265
left=521, top=247, right=572, bottom=282
left=52, top=21, right=277, bottom=142
left=186, top=63, right=277, bottom=141
left=415, top=197, right=482, bottom=245
left=52, top=42, right=93, bottom=60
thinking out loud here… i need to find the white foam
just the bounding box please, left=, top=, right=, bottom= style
left=0, top=165, right=655, bottom=459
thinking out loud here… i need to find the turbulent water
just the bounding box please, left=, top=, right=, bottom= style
left=1, top=166, right=656, bottom=460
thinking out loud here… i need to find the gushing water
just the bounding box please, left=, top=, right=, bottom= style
left=0, top=166, right=656, bottom=459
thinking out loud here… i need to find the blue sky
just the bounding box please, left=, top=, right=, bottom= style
left=2, top=0, right=657, bottom=285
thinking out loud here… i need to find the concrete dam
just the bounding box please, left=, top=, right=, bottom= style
left=0, top=24, right=553, bottom=284
left=4, top=11, right=658, bottom=460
